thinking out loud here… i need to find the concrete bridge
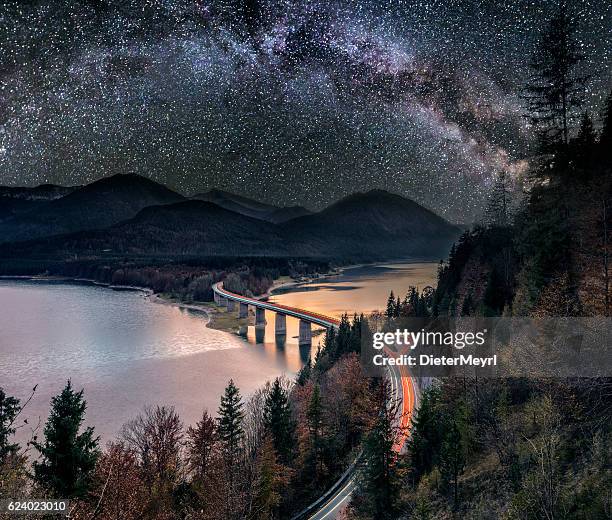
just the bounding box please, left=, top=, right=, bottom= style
left=212, top=282, right=340, bottom=345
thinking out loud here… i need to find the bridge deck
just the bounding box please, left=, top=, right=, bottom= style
left=213, top=282, right=340, bottom=329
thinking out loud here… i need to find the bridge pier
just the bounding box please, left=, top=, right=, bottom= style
left=226, top=299, right=235, bottom=312
left=255, top=307, right=266, bottom=328
left=213, top=292, right=219, bottom=304
left=275, top=313, right=286, bottom=336
left=299, top=320, right=312, bottom=346
left=239, top=302, right=248, bottom=318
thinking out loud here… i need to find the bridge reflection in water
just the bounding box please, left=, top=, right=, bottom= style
left=213, top=281, right=339, bottom=351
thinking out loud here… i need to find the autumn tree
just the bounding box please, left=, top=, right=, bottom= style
left=243, top=384, right=269, bottom=464
left=186, top=410, right=217, bottom=480
left=121, top=404, right=184, bottom=499
left=323, top=353, right=372, bottom=453
left=84, top=442, right=148, bottom=520
left=250, top=435, right=290, bottom=520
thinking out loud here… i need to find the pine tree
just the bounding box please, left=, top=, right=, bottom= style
left=600, top=90, right=612, bottom=155
left=576, top=111, right=596, bottom=147
left=296, top=357, right=312, bottom=386
left=323, top=326, right=336, bottom=357
left=523, top=2, right=587, bottom=155
left=217, top=379, right=245, bottom=473
left=485, top=170, right=512, bottom=227
left=461, top=293, right=474, bottom=316
left=0, top=388, right=20, bottom=463
left=386, top=291, right=396, bottom=320
left=439, top=418, right=465, bottom=505
left=32, top=381, right=99, bottom=498
left=574, top=111, right=597, bottom=171
left=307, top=384, right=324, bottom=477
left=349, top=313, right=363, bottom=353
left=404, top=286, right=421, bottom=317
left=335, top=314, right=351, bottom=358
left=356, top=380, right=400, bottom=519
left=263, top=378, right=295, bottom=464
left=407, top=386, right=444, bottom=480
left=412, top=495, right=432, bottom=520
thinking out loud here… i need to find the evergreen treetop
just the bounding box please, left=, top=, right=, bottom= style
left=32, top=381, right=99, bottom=498
left=263, top=378, right=295, bottom=464
left=217, top=379, right=245, bottom=464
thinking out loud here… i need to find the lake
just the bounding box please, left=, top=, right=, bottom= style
left=0, top=262, right=436, bottom=443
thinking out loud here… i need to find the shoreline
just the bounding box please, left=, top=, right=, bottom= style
left=149, top=293, right=250, bottom=334
left=0, top=274, right=154, bottom=294
left=265, top=257, right=434, bottom=298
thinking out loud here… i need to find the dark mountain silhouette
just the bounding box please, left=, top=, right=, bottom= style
left=106, top=200, right=289, bottom=256
left=0, top=174, right=184, bottom=243
left=284, top=190, right=460, bottom=258
left=1, top=186, right=459, bottom=262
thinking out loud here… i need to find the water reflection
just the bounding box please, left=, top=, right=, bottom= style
left=243, top=308, right=324, bottom=373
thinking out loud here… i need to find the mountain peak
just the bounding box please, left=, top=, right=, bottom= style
left=87, top=173, right=169, bottom=189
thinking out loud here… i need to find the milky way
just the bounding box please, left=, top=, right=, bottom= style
left=0, top=0, right=610, bottom=222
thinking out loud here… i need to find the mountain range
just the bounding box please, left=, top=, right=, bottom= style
left=0, top=174, right=460, bottom=262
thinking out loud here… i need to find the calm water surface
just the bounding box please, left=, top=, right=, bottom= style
left=0, top=262, right=436, bottom=442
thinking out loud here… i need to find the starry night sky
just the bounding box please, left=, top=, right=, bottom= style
left=0, top=1, right=610, bottom=222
